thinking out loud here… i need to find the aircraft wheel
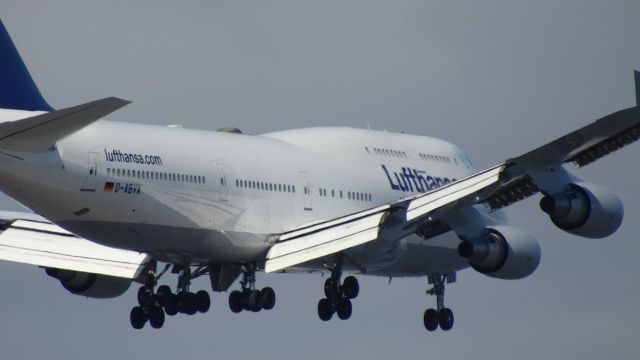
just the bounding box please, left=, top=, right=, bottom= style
left=185, top=292, right=198, bottom=315
left=342, top=276, right=359, bottom=299
left=438, top=308, right=454, bottom=331
left=177, top=292, right=197, bottom=315
left=137, top=286, right=153, bottom=307
left=324, top=278, right=334, bottom=298
left=156, top=285, right=172, bottom=307
left=164, top=293, right=178, bottom=316
left=148, top=306, right=165, bottom=329
left=130, top=306, right=147, bottom=329
left=248, top=289, right=262, bottom=312
left=229, top=290, right=243, bottom=313
left=196, top=290, right=211, bottom=313
left=336, top=298, right=352, bottom=320
left=317, top=298, right=334, bottom=321
left=261, top=287, right=276, bottom=310
left=423, top=308, right=438, bottom=331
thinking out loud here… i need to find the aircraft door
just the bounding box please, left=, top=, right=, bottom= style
left=217, top=162, right=229, bottom=201
left=301, top=171, right=312, bottom=211
left=80, top=152, right=99, bottom=192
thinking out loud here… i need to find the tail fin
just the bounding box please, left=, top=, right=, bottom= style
left=0, top=20, right=52, bottom=111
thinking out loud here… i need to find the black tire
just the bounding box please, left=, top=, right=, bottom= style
left=438, top=308, right=454, bottom=331
left=176, top=292, right=187, bottom=313
left=423, top=308, right=438, bottom=331
left=137, top=287, right=151, bottom=307
left=196, top=290, right=211, bottom=313
left=164, top=293, right=178, bottom=316
left=184, top=292, right=198, bottom=315
left=261, top=287, right=276, bottom=310
left=336, top=298, right=352, bottom=320
left=248, top=290, right=262, bottom=312
left=242, top=289, right=251, bottom=311
left=229, top=290, right=244, bottom=313
left=130, top=306, right=147, bottom=329
left=177, top=292, right=197, bottom=315
left=148, top=306, right=165, bottom=329
left=342, top=276, right=359, bottom=299
left=324, top=278, right=334, bottom=298
left=317, top=298, right=333, bottom=321
left=156, top=285, right=172, bottom=307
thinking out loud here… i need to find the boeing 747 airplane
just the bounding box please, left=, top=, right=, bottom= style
left=0, top=20, right=638, bottom=331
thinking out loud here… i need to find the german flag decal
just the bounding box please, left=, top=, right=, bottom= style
left=104, top=182, right=114, bottom=192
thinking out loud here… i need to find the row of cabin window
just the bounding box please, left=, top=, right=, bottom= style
left=318, top=187, right=372, bottom=202
left=419, top=153, right=454, bottom=164
left=106, top=168, right=206, bottom=184
left=236, top=179, right=296, bottom=193
left=366, top=147, right=408, bottom=159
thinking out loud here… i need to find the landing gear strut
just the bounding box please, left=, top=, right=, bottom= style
left=130, top=263, right=211, bottom=330
left=423, top=273, right=455, bottom=332
left=228, top=263, right=276, bottom=313
left=317, top=255, right=359, bottom=321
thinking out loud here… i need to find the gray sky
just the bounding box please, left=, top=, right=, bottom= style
left=0, top=1, right=639, bottom=359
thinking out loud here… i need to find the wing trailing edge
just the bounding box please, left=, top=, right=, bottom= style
left=0, top=213, right=150, bottom=279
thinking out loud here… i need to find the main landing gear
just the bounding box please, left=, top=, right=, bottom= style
left=228, top=263, right=276, bottom=313
left=130, top=264, right=211, bottom=330
left=317, top=256, right=360, bottom=321
left=423, top=273, right=455, bottom=332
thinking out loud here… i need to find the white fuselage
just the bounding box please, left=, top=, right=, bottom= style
left=0, top=120, right=498, bottom=277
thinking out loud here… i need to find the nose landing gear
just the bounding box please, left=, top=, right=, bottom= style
left=423, top=273, right=455, bottom=332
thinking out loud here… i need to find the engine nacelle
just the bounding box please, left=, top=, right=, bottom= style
left=46, top=268, right=131, bottom=299
left=458, top=225, right=541, bottom=280
left=539, top=182, right=623, bottom=239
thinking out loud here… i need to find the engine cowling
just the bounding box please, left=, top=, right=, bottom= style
left=458, top=225, right=541, bottom=280
left=539, top=182, right=623, bottom=239
left=46, top=268, right=132, bottom=299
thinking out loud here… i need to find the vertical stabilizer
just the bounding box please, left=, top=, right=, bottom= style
left=0, top=20, right=52, bottom=111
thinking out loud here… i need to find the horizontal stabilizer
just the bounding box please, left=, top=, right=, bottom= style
left=0, top=213, right=149, bottom=279
left=0, top=97, right=130, bottom=152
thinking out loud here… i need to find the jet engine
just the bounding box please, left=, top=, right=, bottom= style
left=539, top=182, right=623, bottom=239
left=46, top=268, right=132, bottom=299
left=457, top=225, right=541, bottom=280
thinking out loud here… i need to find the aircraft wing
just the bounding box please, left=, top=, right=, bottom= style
left=265, top=82, right=640, bottom=273
left=0, top=211, right=150, bottom=279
